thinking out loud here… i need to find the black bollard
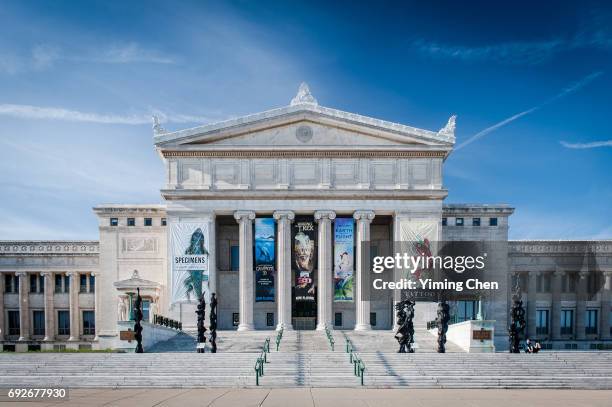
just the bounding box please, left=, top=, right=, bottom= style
left=436, top=301, right=450, bottom=353
left=509, top=280, right=526, bottom=353
left=134, top=287, right=144, bottom=353
left=210, top=293, right=218, bottom=353
left=196, top=294, right=207, bottom=353
left=394, top=299, right=415, bottom=353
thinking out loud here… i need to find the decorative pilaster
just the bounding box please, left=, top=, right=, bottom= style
left=273, top=210, right=295, bottom=331
left=551, top=270, right=563, bottom=340
left=526, top=271, right=538, bottom=338
left=16, top=272, right=29, bottom=341
left=234, top=210, right=256, bottom=331
left=314, top=210, right=335, bottom=330
left=353, top=210, right=375, bottom=330
left=67, top=271, right=80, bottom=341
left=92, top=272, right=100, bottom=341
left=41, top=272, right=54, bottom=341
left=0, top=274, right=4, bottom=342
left=576, top=271, right=589, bottom=340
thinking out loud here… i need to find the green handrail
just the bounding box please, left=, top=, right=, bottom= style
left=275, top=327, right=284, bottom=351
left=344, top=337, right=365, bottom=386
left=324, top=326, right=335, bottom=351
left=254, top=337, right=271, bottom=386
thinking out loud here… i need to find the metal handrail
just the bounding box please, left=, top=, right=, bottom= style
left=254, top=337, right=271, bottom=386
left=324, top=326, right=335, bottom=351
left=345, top=337, right=365, bottom=386
left=275, top=327, right=284, bottom=351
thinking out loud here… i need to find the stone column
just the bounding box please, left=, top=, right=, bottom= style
left=0, top=274, right=4, bottom=342
left=273, top=210, right=295, bottom=331
left=92, top=272, right=100, bottom=341
left=41, top=272, right=54, bottom=342
left=234, top=211, right=255, bottom=331
left=601, top=271, right=612, bottom=340
left=551, top=270, right=564, bottom=341
left=314, top=210, right=335, bottom=330
left=354, top=210, right=375, bottom=331
left=67, top=271, right=80, bottom=341
left=16, top=272, right=30, bottom=341
left=526, top=271, right=538, bottom=338
left=576, top=271, right=589, bottom=340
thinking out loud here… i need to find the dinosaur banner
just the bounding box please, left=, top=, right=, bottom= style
left=255, top=217, right=275, bottom=302
left=293, top=216, right=317, bottom=302
left=170, top=222, right=210, bottom=304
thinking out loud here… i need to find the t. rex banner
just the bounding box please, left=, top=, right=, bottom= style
left=292, top=217, right=317, bottom=302
left=170, top=222, right=210, bottom=303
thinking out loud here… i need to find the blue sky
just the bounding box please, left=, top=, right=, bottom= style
left=0, top=0, right=610, bottom=240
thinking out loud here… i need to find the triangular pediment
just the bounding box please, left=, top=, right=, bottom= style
left=154, top=104, right=455, bottom=150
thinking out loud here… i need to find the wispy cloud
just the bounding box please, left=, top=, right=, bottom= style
left=560, top=140, right=612, bottom=149
left=90, top=42, right=175, bottom=64
left=455, top=71, right=603, bottom=150
left=0, top=104, right=211, bottom=125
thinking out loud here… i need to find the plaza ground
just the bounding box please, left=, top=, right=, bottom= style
left=1, top=388, right=611, bottom=407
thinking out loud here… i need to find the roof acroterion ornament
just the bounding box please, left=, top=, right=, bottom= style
left=290, top=82, right=318, bottom=106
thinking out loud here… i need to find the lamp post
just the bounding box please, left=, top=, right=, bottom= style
left=133, top=287, right=144, bottom=353
left=196, top=294, right=207, bottom=353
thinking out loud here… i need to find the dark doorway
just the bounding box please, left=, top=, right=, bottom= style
left=292, top=287, right=317, bottom=330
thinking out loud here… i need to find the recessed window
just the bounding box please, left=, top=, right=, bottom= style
left=89, top=275, right=95, bottom=293
left=58, top=310, right=70, bottom=336
left=455, top=218, right=464, bottom=226
left=370, top=312, right=377, bottom=327
left=33, top=310, right=45, bottom=336
left=230, top=245, right=240, bottom=271
left=5, top=274, right=18, bottom=294
left=585, top=309, right=598, bottom=335
left=560, top=309, right=573, bottom=335
left=232, top=313, right=239, bottom=327
left=442, top=217, right=447, bottom=226
left=30, top=274, right=38, bottom=293
left=334, top=312, right=343, bottom=327
left=472, top=218, right=481, bottom=226
left=110, top=218, right=118, bottom=226
left=536, top=309, right=549, bottom=335
left=489, top=217, right=498, bottom=226
left=83, top=311, right=95, bottom=335
left=266, top=313, right=274, bottom=327
left=144, top=218, right=152, bottom=226
left=161, top=218, right=167, bottom=226
left=127, top=218, right=135, bottom=226
left=80, top=274, right=88, bottom=293
left=8, top=310, right=20, bottom=335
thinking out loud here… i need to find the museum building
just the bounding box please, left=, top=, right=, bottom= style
left=0, top=84, right=610, bottom=352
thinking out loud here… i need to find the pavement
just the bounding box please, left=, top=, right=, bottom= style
left=1, top=388, right=611, bottom=407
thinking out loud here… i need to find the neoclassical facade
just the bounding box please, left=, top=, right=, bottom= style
left=1, top=84, right=610, bottom=351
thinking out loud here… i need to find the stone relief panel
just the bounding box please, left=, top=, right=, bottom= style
left=213, top=161, right=240, bottom=188
left=252, top=160, right=280, bottom=188
left=331, top=159, right=359, bottom=188
left=122, top=237, right=157, bottom=253
left=180, top=160, right=202, bottom=186
left=291, top=160, right=321, bottom=187
left=370, top=160, right=396, bottom=188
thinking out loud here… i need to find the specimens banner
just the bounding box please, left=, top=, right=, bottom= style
left=293, top=217, right=317, bottom=302
left=333, top=218, right=354, bottom=302
left=170, top=222, right=210, bottom=303
left=255, top=218, right=275, bottom=302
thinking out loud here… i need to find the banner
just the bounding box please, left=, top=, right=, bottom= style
left=255, top=218, right=275, bottom=302
left=333, top=218, right=354, bottom=302
left=170, top=222, right=210, bottom=303
left=293, top=217, right=317, bottom=301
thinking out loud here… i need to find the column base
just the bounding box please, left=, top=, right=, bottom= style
left=237, top=324, right=255, bottom=332
left=277, top=323, right=293, bottom=331
left=43, top=336, right=54, bottom=342
left=67, top=336, right=80, bottom=342
left=354, top=324, right=372, bottom=331
left=18, top=336, right=30, bottom=341
left=316, top=323, right=328, bottom=331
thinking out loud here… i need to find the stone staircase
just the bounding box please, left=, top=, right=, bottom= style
left=341, top=328, right=465, bottom=353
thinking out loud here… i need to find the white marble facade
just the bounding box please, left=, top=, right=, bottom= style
left=1, top=84, right=611, bottom=352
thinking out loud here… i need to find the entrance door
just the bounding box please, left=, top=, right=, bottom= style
left=292, top=288, right=317, bottom=330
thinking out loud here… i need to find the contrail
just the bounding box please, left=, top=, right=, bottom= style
left=560, top=140, right=612, bottom=149
left=455, top=71, right=603, bottom=150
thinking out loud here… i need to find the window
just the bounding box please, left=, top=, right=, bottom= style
left=266, top=313, right=274, bottom=327
left=64, top=275, right=70, bottom=292
left=55, top=274, right=63, bottom=293
left=8, top=310, right=20, bottom=335
left=454, top=300, right=478, bottom=322
left=455, top=218, right=464, bottom=226
left=83, top=311, right=95, bottom=335
left=39, top=275, right=44, bottom=293
left=161, top=218, right=167, bottom=226
left=543, top=274, right=551, bottom=293
left=442, top=217, right=447, bottom=226
left=370, top=312, right=377, bottom=327
left=144, top=218, right=152, bottom=226
left=5, top=274, right=18, bottom=293
left=30, top=274, right=38, bottom=293
left=536, top=309, right=549, bottom=335
left=472, top=217, right=481, bottom=226
left=560, top=309, right=573, bottom=335
left=489, top=218, right=498, bottom=226
left=585, top=309, right=598, bottom=335
left=33, top=310, right=45, bottom=336
left=58, top=310, right=70, bottom=336
left=230, top=245, right=240, bottom=271
left=127, top=218, right=135, bottom=226
left=89, top=275, right=95, bottom=293
left=110, top=218, right=118, bottom=226
left=80, top=274, right=87, bottom=293
left=232, top=313, right=239, bottom=327
left=334, top=312, right=343, bottom=327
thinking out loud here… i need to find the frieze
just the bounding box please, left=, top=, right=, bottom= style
left=162, top=150, right=447, bottom=158
left=0, top=241, right=99, bottom=255
left=509, top=241, right=612, bottom=254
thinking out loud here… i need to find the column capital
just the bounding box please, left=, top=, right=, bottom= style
left=314, top=210, right=336, bottom=221
left=553, top=270, right=565, bottom=278
left=234, top=210, right=256, bottom=222
left=353, top=210, right=375, bottom=222
left=66, top=271, right=79, bottom=277
left=579, top=270, right=590, bottom=279
left=15, top=271, right=28, bottom=277
left=273, top=210, right=295, bottom=221
left=40, top=271, right=53, bottom=277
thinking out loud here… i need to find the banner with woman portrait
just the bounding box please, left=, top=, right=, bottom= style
left=255, top=217, right=275, bottom=302
left=333, top=218, right=354, bottom=302
left=292, top=217, right=317, bottom=302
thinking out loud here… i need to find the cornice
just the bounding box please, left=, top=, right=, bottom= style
left=0, top=241, right=100, bottom=255
left=160, top=150, right=447, bottom=159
